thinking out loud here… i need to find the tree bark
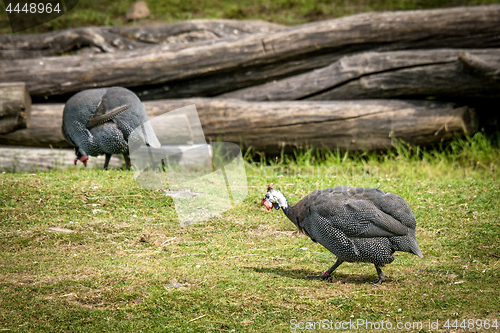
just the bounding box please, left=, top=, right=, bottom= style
left=132, top=52, right=341, bottom=100
left=458, top=50, right=500, bottom=83
left=1, top=5, right=499, bottom=100
left=221, top=49, right=500, bottom=101
left=0, top=82, right=31, bottom=134
left=307, top=50, right=500, bottom=101
left=0, top=19, right=285, bottom=60
left=0, top=99, right=477, bottom=154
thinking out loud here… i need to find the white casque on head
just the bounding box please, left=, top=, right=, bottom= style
left=263, top=189, right=289, bottom=210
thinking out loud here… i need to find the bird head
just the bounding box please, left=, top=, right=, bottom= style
left=74, top=148, right=89, bottom=167
left=261, top=183, right=287, bottom=211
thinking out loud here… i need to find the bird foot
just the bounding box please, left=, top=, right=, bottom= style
left=306, top=273, right=331, bottom=281
left=371, top=273, right=390, bottom=285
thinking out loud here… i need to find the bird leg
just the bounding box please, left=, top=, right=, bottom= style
left=306, top=259, right=343, bottom=280
left=103, top=153, right=111, bottom=170
left=372, top=264, right=390, bottom=285
left=123, top=153, right=131, bottom=170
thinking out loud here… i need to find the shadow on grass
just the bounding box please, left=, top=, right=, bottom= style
left=244, top=266, right=383, bottom=285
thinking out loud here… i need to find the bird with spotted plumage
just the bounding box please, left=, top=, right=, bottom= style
left=261, top=183, right=423, bottom=284
left=62, top=87, right=159, bottom=170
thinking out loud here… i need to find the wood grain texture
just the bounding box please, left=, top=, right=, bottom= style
left=307, top=50, right=500, bottom=101
left=0, top=82, right=31, bottom=134
left=0, top=99, right=477, bottom=154
left=0, top=19, right=285, bottom=60
left=220, top=49, right=500, bottom=101
left=459, top=50, right=500, bottom=82
left=0, top=145, right=209, bottom=172
left=1, top=5, right=499, bottom=100
left=0, top=147, right=125, bottom=172
left=189, top=99, right=477, bottom=154
left=0, top=103, right=67, bottom=147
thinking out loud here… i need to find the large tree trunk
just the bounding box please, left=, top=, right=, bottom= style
left=0, top=82, right=31, bottom=134
left=0, top=99, right=477, bottom=154
left=220, top=49, right=500, bottom=101
left=0, top=19, right=285, bottom=60
left=1, top=5, right=499, bottom=101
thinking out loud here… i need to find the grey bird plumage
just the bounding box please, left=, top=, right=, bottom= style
left=261, top=184, right=423, bottom=284
left=62, top=87, right=159, bottom=169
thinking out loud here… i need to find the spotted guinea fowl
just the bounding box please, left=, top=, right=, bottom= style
left=62, top=87, right=159, bottom=170
left=261, top=183, right=423, bottom=284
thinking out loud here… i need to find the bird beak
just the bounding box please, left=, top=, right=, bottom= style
left=81, top=156, right=89, bottom=167
left=261, top=198, right=272, bottom=211
left=75, top=156, right=89, bottom=167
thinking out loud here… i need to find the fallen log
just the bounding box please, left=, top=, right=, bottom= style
left=459, top=50, right=500, bottom=83
left=0, top=19, right=285, bottom=60
left=1, top=5, right=500, bottom=100
left=0, top=147, right=124, bottom=172
left=133, top=52, right=340, bottom=100
left=0, top=82, right=31, bottom=134
left=0, top=99, right=477, bottom=154
left=0, top=103, right=196, bottom=147
left=308, top=52, right=500, bottom=101
left=0, top=145, right=211, bottom=172
left=191, top=99, right=478, bottom=154
left=0, top=103, right=68, bottom=147
left=220, top=49, right=500, bottom=101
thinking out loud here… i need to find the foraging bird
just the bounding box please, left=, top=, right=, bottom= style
left=261, top=184, right=423, bottom=284
left=62, top=87, right=158, bottom=169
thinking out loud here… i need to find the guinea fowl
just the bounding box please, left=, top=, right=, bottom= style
left=261, top=184, right=423, bottom=284
left=62, top=87, right=158, bottom=170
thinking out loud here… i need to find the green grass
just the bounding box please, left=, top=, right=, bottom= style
left=1, top=0, right=500, bottom=33
left=1, top=133, right=499, bottom=332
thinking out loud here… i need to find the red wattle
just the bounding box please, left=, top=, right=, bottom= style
left=262, top=199, right=273, bottom=211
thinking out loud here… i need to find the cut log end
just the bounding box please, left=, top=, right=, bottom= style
left=0, top=82, right=32, bottom=134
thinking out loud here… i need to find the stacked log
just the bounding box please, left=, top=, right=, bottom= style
left=0, top=83, right=31, bottom=134
left=0, top=5, right=498, bottom=164
left=220, top=49, right=500, bottom=101
left=0, top=146, right=124, bottom=172
left=1, top=6, right=499, bottom=101
left=0, top=19, right=285, bottom=60
left=0, top=98, right=477, bottom=154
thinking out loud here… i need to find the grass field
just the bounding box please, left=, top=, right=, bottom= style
left=1, top=0, right=500, bottom=33
left=1, top=134, right=499, bottom=332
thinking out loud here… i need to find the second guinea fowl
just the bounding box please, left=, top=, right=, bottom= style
left=62, top=87, right=159, bottom=170
left=261, top=184, right=423, bottom=284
